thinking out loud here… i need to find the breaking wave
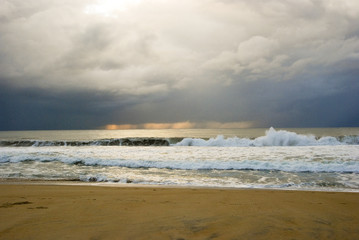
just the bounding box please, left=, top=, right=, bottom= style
left=0, top=138, right=170, bottom=147
left=174, top=127, right=359, bottom=146
left=0, top=128, right=358, bottom=147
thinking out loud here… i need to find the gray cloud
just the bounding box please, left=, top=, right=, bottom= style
left=2, top=71, right=358, bottom=130
left=1, top=0, right=358, bottom=129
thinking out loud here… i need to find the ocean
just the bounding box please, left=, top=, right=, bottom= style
left=1, top=127, right=359, bottom=192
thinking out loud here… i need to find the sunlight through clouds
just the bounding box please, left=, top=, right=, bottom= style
left=84, top=0, right=143, bottom=17
left=104, top=121, right=255, bottom=129
left=1, top=0, right=359, bottom=129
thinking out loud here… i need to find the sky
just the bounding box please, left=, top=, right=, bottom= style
left=0, top=0, right=359, bottom=130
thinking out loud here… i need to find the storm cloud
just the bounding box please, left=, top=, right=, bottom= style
left=1, top=0, right=358, bottom=130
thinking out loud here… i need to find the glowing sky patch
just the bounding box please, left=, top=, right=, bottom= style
left=84, top=0, right=143, bottom=17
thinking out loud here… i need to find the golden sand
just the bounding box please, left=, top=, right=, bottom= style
left=0, top=183, right=359, bottom=239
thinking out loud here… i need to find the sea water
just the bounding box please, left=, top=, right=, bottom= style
left=0, top=128, right=358, bottom=191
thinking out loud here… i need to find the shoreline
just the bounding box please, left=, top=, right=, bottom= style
left=1, top=182, right=359, bottom=239
left=1, top=178, right=358, bottom=193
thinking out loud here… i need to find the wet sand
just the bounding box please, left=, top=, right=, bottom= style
left=0, top=183, right=359, bottom=240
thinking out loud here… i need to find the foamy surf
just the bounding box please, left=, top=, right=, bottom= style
left=174, top=127, right=358, bottom=146
left=0, top=128, right=358, bottom=147
left=0, top=128, right=358, bottom=191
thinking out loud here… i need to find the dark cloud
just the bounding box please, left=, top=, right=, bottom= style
left=1, top=69, right=358, bottom=130
left=0, top=82, right=137, bottom=130
left=0, top=0, right=358, bottom=130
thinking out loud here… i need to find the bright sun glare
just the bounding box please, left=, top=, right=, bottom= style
left=84, top=0, right=142, bottom=17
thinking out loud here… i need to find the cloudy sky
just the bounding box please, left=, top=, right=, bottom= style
left=1, top=0, right=359, bottom=130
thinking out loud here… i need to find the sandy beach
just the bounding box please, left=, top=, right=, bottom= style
left=0, top=183, right=358, bottom=240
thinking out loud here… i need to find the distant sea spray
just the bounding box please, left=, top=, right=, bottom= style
left=1, top=127, right=358, bottom=147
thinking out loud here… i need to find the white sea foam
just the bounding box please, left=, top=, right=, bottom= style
left=1, top=128, right=359, bottom=191
left=1, top=128, right=358, bottom=147
left=1, top=145, right=358, bottom=173
left=174, top=127, right=348, bottom=146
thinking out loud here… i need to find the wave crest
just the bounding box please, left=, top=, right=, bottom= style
left=174, top=127, right=359, bottom=146
left=0, top=128, right=358, bottom=147
left=0, top=138, right=170, bottom=147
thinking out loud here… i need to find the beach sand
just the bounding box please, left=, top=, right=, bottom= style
left=0, top=183, right=359, bottom=240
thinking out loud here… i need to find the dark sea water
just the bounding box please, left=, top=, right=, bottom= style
left=1, top=128, right=359, bottom=191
